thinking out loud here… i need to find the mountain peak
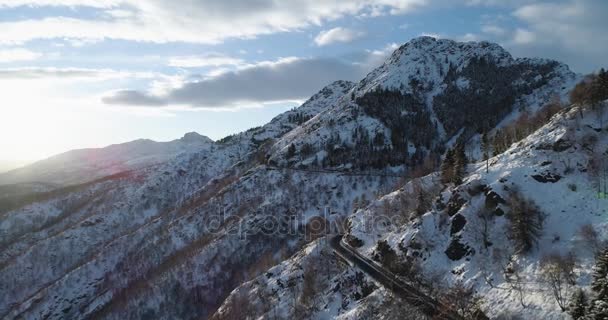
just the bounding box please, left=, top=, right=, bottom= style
left=393, top=36, right=511, bottom=61
left=180, top=132, right=212, bottom=144
left=354, top=37, right=555, bottom=100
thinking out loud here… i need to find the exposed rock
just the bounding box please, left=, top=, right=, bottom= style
left=450, top=214, right=467, bottom=235
left=345, top=234, right=364, bottom=248
left=485, top=190, right=506, bottom=210
left=532, top=172, right=562, bottom=183
left=493, top=207, right=505, bottom=217
left=467, top=181, right=486, bottom=196
left=445, top=237, right=474, bottom=261
left=552, top=139, right=573, bottom=152
left=446, top=193, right=466, bottom=216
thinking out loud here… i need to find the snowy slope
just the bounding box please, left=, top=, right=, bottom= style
left=345, top=104, right=608, bottom=319
left=0, top=80, right=360, bottom=320
left=0, top=37, right=592, bottom=320
left=217, top=103, right=606, bottom=320
left=269, top=37, right=577, bottom=171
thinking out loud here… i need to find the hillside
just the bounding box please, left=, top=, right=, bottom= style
left=0, top=37, right=598, bottom=320
left=216, top=102, right=607, bottom=320
left=0, top=132, right=214, bottom=187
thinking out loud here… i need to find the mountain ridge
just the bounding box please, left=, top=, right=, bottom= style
left=0, top=36, right=597, bottom=320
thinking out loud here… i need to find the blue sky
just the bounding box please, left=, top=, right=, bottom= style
left=0, top=0, right=606, bottom=163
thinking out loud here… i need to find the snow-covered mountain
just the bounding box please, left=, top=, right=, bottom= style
left=0, top=132, right=214, bottom=187
left=215, top=101, right=607, bottom=320
left=269, top=37, right=577, bottom=171
left=1, top=37, right=601, bottom=320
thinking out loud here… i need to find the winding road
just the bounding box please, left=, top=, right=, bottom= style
left=330, top=235, right=467, bottom=320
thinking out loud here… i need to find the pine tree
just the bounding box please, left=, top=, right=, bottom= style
left=287, top=143, right=296, bottom=159
left=453, top=143, right=468, bottom=185
left=592, top=247, right=608, bottom=301
left=441, top=148, right=455, bottom=184
left=569, top=288, right=588, bottom=320
left=588, top=247, right=608, bottom=319
left=590, top=300, right=608, bottom=320
left=591, top=247, right=608, bottom=302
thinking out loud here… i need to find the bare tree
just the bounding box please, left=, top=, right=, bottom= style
left=503, top=259, right=527, bottom=308
left=540, top=252, right=577, bottom=311
left=437, top=281, right=486, bottom=319
left=579, top=224, right=602, bottom=255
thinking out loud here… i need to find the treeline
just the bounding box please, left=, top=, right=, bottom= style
left=287, top=112, right=312, bottom=125
left=492, top=98, right=563, bottom=155
left=434, top=57, right=559, bottom=139
left=356, top=87, right=438, bottom=151
left=284, top=126, right=442, bottom=174
left=440, top=143, right=467, bottom=185
left=570, top=68, right=608, bottom=109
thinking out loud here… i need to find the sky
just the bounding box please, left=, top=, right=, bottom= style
left=0, top=0, right=606, bottom=166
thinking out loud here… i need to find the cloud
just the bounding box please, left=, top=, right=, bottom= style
left=0, top=0, right=428, bottom=44
left=419, top=32, right=442, bottom=39
left=103, top=42, right=402, bottom=109
left=168, top=54, right=244, bottom=68
left=512, top=28, right=535, bottom=44
left=0, top=48, right=41, bottom=62
left=508, top=0, right=608, bottom=72
left=0, top=0, right=120, bottom=7
left=102, top=89, right=167, bottom=106
left=0, top=67, right=154, bottom=80
left=481, top=24, right=506, bottom=36
left=314, top=27, right=365, bottom=46
left=104, top=56, right=368, bottom=108
left=458, top=33, right=479, bottom=42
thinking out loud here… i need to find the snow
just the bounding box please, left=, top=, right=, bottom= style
left=0, top=36, right=594, bottom=320
left=346, top=104, right=608, bottom=319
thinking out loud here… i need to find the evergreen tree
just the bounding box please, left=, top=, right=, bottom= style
left=592, top=247, right=608, bottom=301
left=569, top=288, right=588, bottom=320
left=441, top=148, right=455, bottom=184
left=453, top=143, right=468, bottom=185
left=287, top=143, right=296, bottom=159
left=590, top=300, right=608, bottom=320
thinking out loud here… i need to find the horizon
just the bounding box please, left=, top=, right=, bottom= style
left=0, top=0, right=606, bottom=167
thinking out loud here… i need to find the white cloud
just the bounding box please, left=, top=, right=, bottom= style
left=507, top=0, right=607, bottom=72
left=419, top=32, right=442, bottom=39
left=0, top=48, right=41, bottom=62
left=0, top=0, right=428, bottom=44
left=0, top=0, right=120, bottom=7
left=512, top=0, right=607, bottom=51
left=168, top=54, right=244, bottom=68
left=512, top=28, right=535, bottom=44
left=103, top=42, right=400, bottom=109
left=459, top=33, right=479, bottom=42
left=0, top=67, right=155, bottom=80
left=481, top=24, right=506, bottom=36
left=314, top=27, right=365, bottom=46
left=104, top=56, right=364, bottom=108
